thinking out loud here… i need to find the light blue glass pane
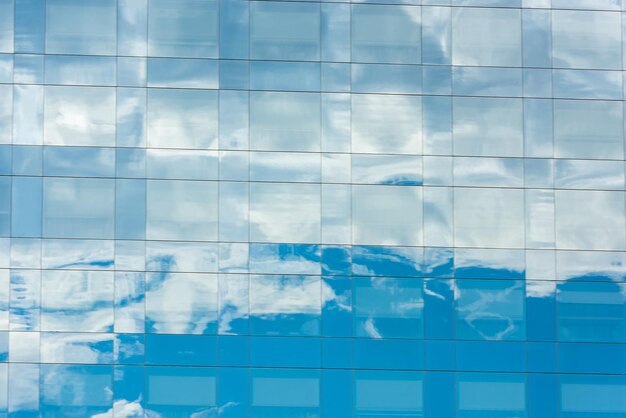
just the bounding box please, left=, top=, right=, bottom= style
left=148, top=0, right=218, bottom=58
left=9, top=363, right=39, bottom=416
left=352, top=154, right=422, bottom=185
left=147, top=89, right=218, bottom=149
left=14, top=54, right=43, bottom=84
left=43, top=146, right=115, bottom=177
left=147, top=58, right=218, bottom=89
left=423, top=96, right=452, bottom=154
left=40, top=364, right=112, bottom=416
left=423, top=6, right=451, bottom=64
left=250, top=368, right=320, bottom=418
left=219, top=0, right=249, bottom=59
left=424, top=278, right=455, bottom=339
left=555, top=190, right=626, bottom=251
left=553, top=10, right=622, bottom=70
left=453, top=97, right=523, bottom=157
left=40, top=332, right=113, bottom=364
left=250, top=336, right=321, bottom=368
left=322, top=275, right=352, bottom=337
left=146, top=334, right=216, bottom=366
left=523, top=69, right=552, bottom=98
left=555, top=159, right=624, bottom=190
left=553, top=69, right=623, bottom=100
left=218, top=182, right=249, bottom=242
left=146, top=180, right=217, bottom=241
left=249, top=182, right=320, bottom=244
left=457, top=372, right=526, bottom=418
left=45, top=0, right=116, bottom=55
left=321, top=93, right=351, bottom=152
left=250, top=91, right=320, bottom=152
left=453, top=67, right=522, bottom=97
left=13, top=85, right=43, bottom=145
left=250, top=2, right=320, bottom=61
left=0, top=85, right=12, bottom=144
left=249, top=275, right=321, bottom=336
left=145, top=272, right=217, bottom=334
left=41, top=270, right=114, bottom=332
left=114, top=271, right=145, bottom=333
left=456, top=279, right=526, bottom=341
left=453, top=157, right=524, bottom=188
left=321, top=63, right=350, bottom=92
left=250, top=61, right=320, bottom=92
left=147, top=149, right=218, bottom=180
left=522, top=9, right=551, bottom=68
left=560, top=374, right=626, bottom=417
left=353, top=94, right=422, bottom=154
left=249, top=244, right=320, bottom=275
left=455, top=248, right=525, bottom=279
left=0, top=1, right=11, bottom=53
left=524, top=99, right=553, bottom=158
left=116, top=148, right=146, bottom=178
left=453, top=0, right=520, bottom=5
left=321, top=3, right=350, bottom=62
left=558, top=281, right=626, bottom=343
left=9, top=270, right=40, bottom=331
left=526, top=281, right=556, bottom=342
left=117, top=57, right=146, bottom=87
left=44, top=86, right=115, bottom=147
left=553, top=0, right=621, bottom=9
left=354, top=277, right=423, bottom=339
left=355, top=370, right=423, bottom=418
left=15, top=0, right=44, bottom=53
left=352, top=5, right=421, bottom=64
left=43, top=178, right=114, bottom=239
left=145, top=366, right=216, bottom=416
left=41, top=238, right=114, bottom=270
left=116, top=87, right=146, bottom=148
left=219, top=90, right=249, bottom=150
left=352, top=63, right=421, bottom=94
left=556, top=250, right=626, bottom=282
left=10, top=177, right=41, bottom=238
left=115, top=179, right=146, bottom=240
left=452, top=7, right=521, bottom=67
left=218, top=273, right=249, bottom=333
left=45, top=55, right=116, bottom=86
left=219, top=60, right=249, bottom=90
left=13, top=145, right=43, bottom=176
left=118, top=0, right=147, bottom=56
left=145, top=241, right=218, bottom=273
left=250, top=151, right=320, bottom=183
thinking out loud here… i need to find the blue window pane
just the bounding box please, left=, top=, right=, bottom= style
left=15, top=0, right=44, bottom=54
left=40, top=364, right=113, bottom=417
left=45, top=0, right=116, bottom=55
left=456, top=279, right=526, bottom=341
left=148, top=0, right=218, bottom=58
left=11, top=177, right=41, bottom=238
left=354, top=277, right=423, bottom=339
left=355, top=370, right=423, bottom=418
left=145, top=366, right=216, bottom=416
left=250, top=368, right=320, bottom=418
left=457, top=372, right=526, bottom=418
left=146, top=334, right=216, bottom=366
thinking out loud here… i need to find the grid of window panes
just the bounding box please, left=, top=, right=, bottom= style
left=2, top=0, right=626, bottom=416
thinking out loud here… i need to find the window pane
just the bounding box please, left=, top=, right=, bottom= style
left=251, top=1, right=320, bottom=61
left=145, top=366, right=216, bottom=415
left=554, top=100, right=624, bottom=160
left=352, top=5, right=421, bottom=64
left=560, top=375, right=626, bottom=417
left=354, top=277, right=423, bottom=339
left=556, top=190, right=626, bottom=251
left=250, top=182, right=320, bottom=244
left=558, top=281, right=626, bottom=343
left=453, top=97, right=523, bottom=157
left=43, top=178, right=115, bottom=239
left=457, top=373, right=526, bottom=418
left=352, top=94, right=422, bottom=154
left=146, top=180, right=217, bottom=241
left=553, top=10, right=622, bottom=70
left=355, top=371, right=423, bottom=417
left=454, top=188, right=525, bottom=248
left=147, top=89, right=218, bottom=149
left=44, top=86, right=115, bottom=147
left=250, top=92, right=320, bottom=152
left=456, top=279, right=526, bottom=341
left=148, top=0, right=218, bottom=58
left=452, top=7, right=522, bottom=66
left=251, top=369, right=320, bottom=417
left=45, top=0, right=116, bottom=55
left=352, top=185, right=423, bottom=246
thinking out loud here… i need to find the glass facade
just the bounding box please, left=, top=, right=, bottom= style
left=1, top=0, right=626, bottom=417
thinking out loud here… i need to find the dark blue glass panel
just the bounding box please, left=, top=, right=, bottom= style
left=113, top=365, right=144, bottom=417
left=322, top=370, right=352, bottom=418
left=250, top=368, right=320, bottom=418
left=424, top=372, right=455, bottom=418
left=321, top=338, right=352, bottom=369
left=559, top=342, right=626, bottom=374
left=146, top=334, right=216, bottom=367
left=425, top=340, right=455, bottom=371
left=355, top=370, right=423, bottom=418
left=321, top=246, right=351, bottom=276
left=526, top=280, right=557, bottom=341
left=424, top=278, right=455, bottom=339
left=528, top=374, right=558, bottom=418
left=250, top=336, right=320, bottom=368
left=218, top=336, right=248, bottom=367
left=218, top=368, right=248, bottom=418
left=560, top=374, right=626, bottom=417
left=354, top=338, right=423, bottom=370
left=527, top=342, right=557, bottom=373
left=456, top=341, right=526, bottom=373
left=322, top=276, right=352, bottom=337
left=456, top=372, right=526, bottom=418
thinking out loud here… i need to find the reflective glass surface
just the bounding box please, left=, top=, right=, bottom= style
left=3, top=1, right=626, bottom=416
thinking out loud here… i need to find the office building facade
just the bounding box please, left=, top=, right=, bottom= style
left=1, top=0, right=626, bottom=416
